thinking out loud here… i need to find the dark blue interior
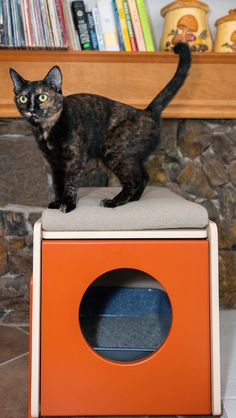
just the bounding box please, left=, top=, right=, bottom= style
left=79, top=287, right=172, bottom=362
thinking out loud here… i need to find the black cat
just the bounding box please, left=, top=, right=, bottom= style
left=10, top=43, right=191, bottom=213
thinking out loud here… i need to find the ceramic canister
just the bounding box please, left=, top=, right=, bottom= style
left=160, top=0, right=213, bottom=52
left=214, top=9, right=236, bottom=52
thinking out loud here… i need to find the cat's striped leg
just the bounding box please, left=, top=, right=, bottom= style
left=100, top=162, right=149, bottom=208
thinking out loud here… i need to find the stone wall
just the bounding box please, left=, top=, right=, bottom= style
left=0, top=118, right=235, bottom=322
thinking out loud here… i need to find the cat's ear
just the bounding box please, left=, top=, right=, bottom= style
left=43, top=66, right=62, bottom=92
left=9, top=68, right=28, bottom=94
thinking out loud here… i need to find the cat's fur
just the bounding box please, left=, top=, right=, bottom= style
left=10, top=43, right=191, bottom=213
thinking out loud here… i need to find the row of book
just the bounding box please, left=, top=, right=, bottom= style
left=0, top=0, right=155, bottom=51
left=0, top=0, right=68, bottom=48
left=69, top=0, right=155, bottom=51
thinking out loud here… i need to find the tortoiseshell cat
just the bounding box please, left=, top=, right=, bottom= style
left=10, top=43, right=191, bottom=213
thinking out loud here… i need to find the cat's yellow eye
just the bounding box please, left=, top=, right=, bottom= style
left=19, top=95, right=28, bottom=104
left=38, top=94, right=48, bottom=103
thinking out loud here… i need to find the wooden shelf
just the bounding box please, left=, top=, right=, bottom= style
left=1, top=50, right=236, bottom=63
left=0, top=51, right=236, bottom=118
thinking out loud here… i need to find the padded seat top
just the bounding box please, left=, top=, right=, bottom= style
left=42, top=187, right=209, bottom=231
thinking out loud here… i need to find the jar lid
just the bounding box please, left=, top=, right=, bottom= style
left=215, top=9, right=236, bottom=27
left=161, top=0, right=209, bottom=17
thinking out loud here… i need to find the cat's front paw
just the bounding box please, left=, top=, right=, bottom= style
left=59, top=200, right=76, bottom=213
left=100, top=198, right=117, bottom=208
left=48, top=200, right=61, bottom=209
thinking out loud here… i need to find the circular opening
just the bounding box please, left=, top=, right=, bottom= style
left=79, top=269, right=172, bottom=363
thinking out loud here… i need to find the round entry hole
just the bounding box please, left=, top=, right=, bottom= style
left=79, top=268, right=172, bottom=362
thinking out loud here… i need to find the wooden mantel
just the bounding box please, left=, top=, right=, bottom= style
left=0, top=50, right=236, bottom=119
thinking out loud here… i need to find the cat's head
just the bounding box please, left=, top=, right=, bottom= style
left=9, top=66, right=63, bottom=126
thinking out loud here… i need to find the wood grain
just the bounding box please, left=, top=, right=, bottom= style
left=1, top=52, right=236, bottom=118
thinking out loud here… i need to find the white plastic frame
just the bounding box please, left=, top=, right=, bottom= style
left=31, top=220, right=221, bottom=417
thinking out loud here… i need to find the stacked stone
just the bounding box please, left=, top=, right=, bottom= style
left=152, top=119, right=236, bottom=308
left=106, top=119, right=236, bottom=308
left=0, top=119, right=235, bottom=322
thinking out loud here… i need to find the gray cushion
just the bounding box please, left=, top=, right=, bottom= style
left=42, top=187, right=209, bottom=231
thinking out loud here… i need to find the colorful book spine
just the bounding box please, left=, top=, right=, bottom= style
left=0, top=0, right=70, bottom=49
left=30, top=0, right=39, bottom=47
left=22, top=0, right=31, bottom=47
left=96, top=0, right=119, bottom=51
left=34, top=0, right=45, bottom=47
left=54, top=0, right=68, bottom=48
left=62, top=0, right=81, bottom=50
left=40, top=0, right=51, bottom=48
left=48, top=0, right=61, bottom=47
left=92, top=5, right=104, bottom=51
left=26, top=0, right=35, bottom=47
left=122, top=0, right=136, bottom=51
left=45, top=0, right=54, bottom=47
left=86, top=11, right=98, bottom=50
left=57, top=0, right=69, bottom=48
left=127, top=0, right=145, bottom=51
left=136, top=0, right=154, bottom=51
left=84, top=0, right=98, bottom=50
left=115, top=0, right=130, bottom=51
left=3, top=0, right=7, bottom=46
left=17, top=0, right=26, bottom=47
left=54, top=0, right=64, bottom=47
left=112, top=0, right=125, bottom=51
left=11, top=0, right=19, bottom=47
left=71, top=1, right=91, bottom=50
left=0, top=0, right=4, bottom=45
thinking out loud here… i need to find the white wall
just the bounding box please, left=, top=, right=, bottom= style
left=145, top=0, right=236, bottom=49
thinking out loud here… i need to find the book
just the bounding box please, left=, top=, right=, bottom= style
left=17, top=0, right=26, bottom=47
left=84, top=0, right=98, bottom=50
left=12, top=0, right=19, bottom=47
left=122, top=0, right=136, bottom=51
left=112, top=0, right=125, bottom=51
left=0, top=0, right=4, bottom=45
left=45, top=0, right=54, bottom=47
left=30, top=0, right=40, bottom=46
left=39, top=0, right=51, bottom=47
left=115, top=0, right=130, bottom=51
left=7, top=0, right=14, bottom=46
left=62, top=0, right=81, bottom=50
left=48, top=0, right=60, bottom=47
left=96, top=0, right=119, bottom=51
left=21, top=0, right=31, bottom=47
left=56, top=0, right=69, bottom=48
left=55, top=0, right=67, bottom=48
left=127, top=0, right=145, bottom=51
left=34, top=0, right=45, bottom=47
left=52, top=0, right=61, bottom=47
left=136, top=0, right=154, bottom=51
left=92, top=4, right=104, bottom=51
left=0, top=0, right=69, bottom=49
left=71, top=1, right=92, bottom=50
left=0, top=0, right=154, bottom=51
left=3, top=0, right=8, bottom=45
left=27, top=0, right=36, bottom=47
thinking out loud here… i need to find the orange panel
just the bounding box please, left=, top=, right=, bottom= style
left=41, top=240, right=210, bottom=416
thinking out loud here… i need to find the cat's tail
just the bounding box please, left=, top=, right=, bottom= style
left=145, top=42, right=191, bottom=116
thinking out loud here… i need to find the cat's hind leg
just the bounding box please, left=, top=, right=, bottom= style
left=101, top=162, right=149, bottom=208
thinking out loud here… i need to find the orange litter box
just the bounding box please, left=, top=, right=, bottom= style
left=29, top=187, right=221, bottom=417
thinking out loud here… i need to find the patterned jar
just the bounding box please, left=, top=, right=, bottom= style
left=160, top=0, right=213, bottom=52
left=214, top=10, right=236, bottom=52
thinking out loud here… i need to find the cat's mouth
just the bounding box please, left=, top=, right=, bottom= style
left=24, top=112, right=40, bottom=122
